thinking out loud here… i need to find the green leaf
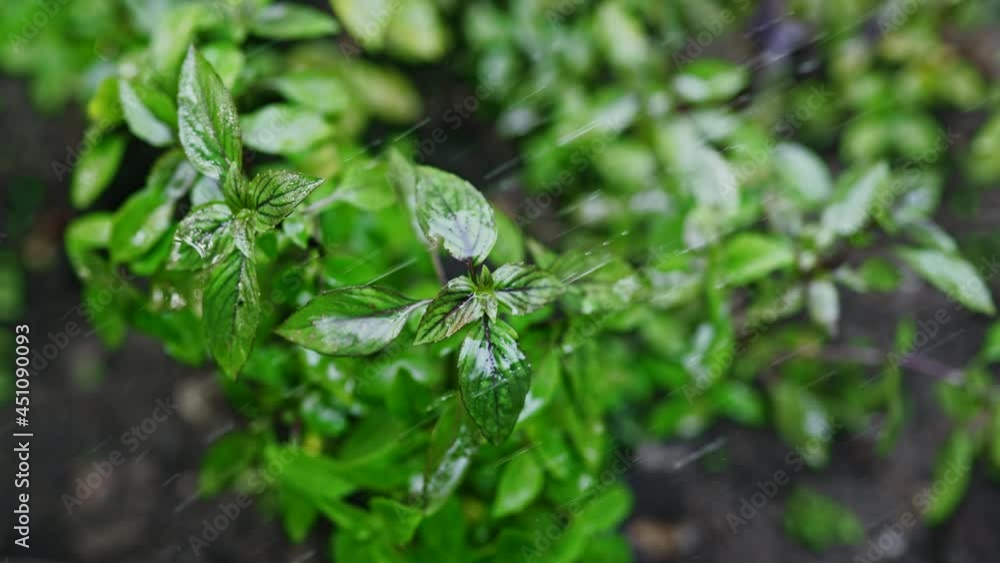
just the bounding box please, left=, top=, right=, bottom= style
left=330, top=158, right=397, bottom=211
left=268, top=445, right=356, bottom=502
left=414, top=277, right=485, bottom=345
left=719, top=233, right=795, bottom=286
left=772, top=381, right=832, bottom=467
left=241, top=104, right=333, bottom=155
left=71, top=132, right=127, bottom=209
left=204, top=250, right=260, bottom=377
left=232, top=209, right=256, bottom=258
left=371, top=498, right=423, bottom=544
left=168, top=203, right=235, bottom=271
left=252, top=4, right=339, bottom=40
left=271, top=71, right=351, bottom=114
left=458, top=317, right=531, bottom=445
left=925, top=430, right=975, bottom=524
left=200, top=431, right=256, bottom=495
left=384, top=0, right=448, bottom=61
left=331, top=0, right=392, bottom=49
left=593, top=1, right=649, bottom=71
left=807, top=279, right=839, bottom=335
left=414, top=166, right=497, bottom=263
left=178, top=47, right=243, bottom=182
left=118, top=78, right=176, bottom=147
left=277, top=286, right=425, bottom=356
left=784, top=487, right=864, bottom=551
left=673, top=59, right=748, bottom=104
left=280, top=490, right=318, bottom=543
left=492, top=451, right=544, bottom=518
left=898, top=248, right=995, bottom=314
left=201, top=42, right=245, bottom=91
left=981, top=322, right=1000, bottom=363
left=421, top=399, right=478, bottom=514
left=151, top=4, right=213, bottom=81
left=244, top=169, right=323, bottom=228
left=820, top=162, right=889, bottom=238
left=492, top=263, right=564, bottom=315
left=110, top=189, right=174, bottom=264
left=773, top=142, right=832, bottom=205
left=111, top=152, right=200, bottom=263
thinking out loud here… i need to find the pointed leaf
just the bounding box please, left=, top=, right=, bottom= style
left=168, top=202, right=235, bottom=271
left=330, top=0, right=392, bottom=49
left=178, top=47, right=243, bottom=182
left=898, top=248, right=995, bottom=314
left=773, top=142, right=832, bottom=205
left=492, top=451, right=544, bottom=518
left=253, top=4, right=339, bottom=39
left=414, top=166, right=496, bottom=264
left=233, top=209, right=256, bottom=258
left=244, top=169, right=323, bottom=228
left=118, top=78, right=176, bottom=147
left=493, top=263, right=564, bottom=315
left=71, top=132, right=127, bottom=209
left=204, top=250, right=260, bottom=377
left=820, top=162, right=889, bottom=238
left=277, top=286, right=425, bottom=356
left=414, top=277, right=485, bottom=345
left=421, top=399, right=478, bottom=514
left=458, top=318, right=531, bottom=445
left=241, top=103, right=333, bottom=155
left=719, top=233, right=795, bottom=286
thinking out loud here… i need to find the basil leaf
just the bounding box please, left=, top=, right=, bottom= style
left=244, top=169, right=323, bottom=228
left=204, top=250, right=260, bottom=378
left=71, top=131, right=127, bottom=209
left=277, top=286, right=425, bottom=356
left=330, top=0, right=392, bottom=50
left=271, top=71, right=351, bottom=114
left=898, top=248, right=995, bottom=314
left=414, top=277, right=486, bottom=345
left=168, top=202, right=235, bottom=271
left=384, top=0, right=448, bottom=62
left=110, top=189, right=174, bottom=264
left=820, top=162, right=890, bottom=238
left=414, top=166, right=497, bottom=264
left=118, top=78, right=176, bottom=147
left=178, top=47, right=243, bottom=182
left=807, top=279, right=840, bottom=336
left=458, top=317, right=531, bottom=445
left=492, top=451, right=544, bottom=518
left=253, top=4, right=339, bottom=39
left=719, top=233, right=796, bottom=286
left=232, top=209, right=256, bottom=258
left=925, top=429, right=975, bottom=525
left=493, top=263, right=564, bottom=315
left=241, top=104, right=333, bottom=155
left=330, top=158, right=397, bottom=211
left=111, top=152, right=200, bottom=263
left=421, top=399, right=478, bottom=514
left=773, top=142, right=832, bottom=206
left=201, top=42, right=245, bottom=91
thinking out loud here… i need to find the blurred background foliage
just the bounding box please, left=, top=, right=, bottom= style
left=3, top=0, right=1000, bottom=561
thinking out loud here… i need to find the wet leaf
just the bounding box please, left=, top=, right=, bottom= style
left=458, top=317, right=531, bottom=445
left=414, top=166, right=496, bottom=263
left=492, top=263, right=564, bottom=315
left=277, top=286, right=425, bottom=355
left=204, top=250, right=260, bottom=377
left=178, top=47, right=243, bottom=182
